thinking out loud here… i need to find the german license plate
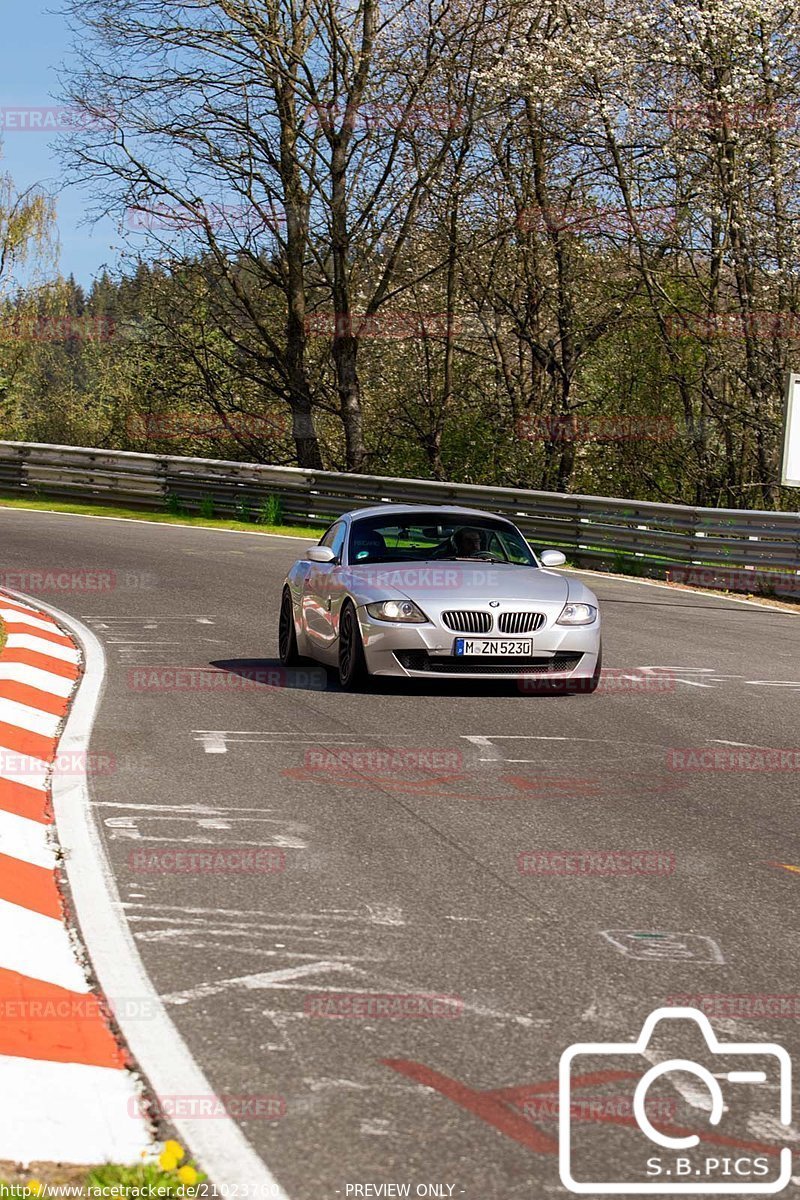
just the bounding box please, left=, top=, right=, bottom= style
left=454, top=638, right=533, bottom=656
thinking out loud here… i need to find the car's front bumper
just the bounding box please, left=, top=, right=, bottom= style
left=358, top=609, right=600, bottom=680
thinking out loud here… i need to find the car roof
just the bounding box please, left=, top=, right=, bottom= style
left=346, top=504, right=515, bottom=522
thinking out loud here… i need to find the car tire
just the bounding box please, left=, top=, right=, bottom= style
left=338, top=601, right=369, bottom=689
left=279, top=587, right=301, bottom=666
left=576, top=643, right=603, bottom=694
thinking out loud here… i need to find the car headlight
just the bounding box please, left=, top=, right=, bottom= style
left=365, top=600, right=429, bottom=623
left=556, top=602, right=598, bottom=626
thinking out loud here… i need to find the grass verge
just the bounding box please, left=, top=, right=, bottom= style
left=0, top=1141, right=205, bottom=1196
left=0, top=491, right=321, bottom=539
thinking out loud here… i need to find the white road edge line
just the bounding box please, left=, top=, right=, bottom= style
left=3, top=587, right=289, bottom=1198
left=563, top=566, right=799, bottom=614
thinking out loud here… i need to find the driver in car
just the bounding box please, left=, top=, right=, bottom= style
left=452, top=527, right=482, bottom=557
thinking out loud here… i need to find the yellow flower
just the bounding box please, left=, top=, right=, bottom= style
left=27, top=1183, right=43, bottom=1197
left=177, top=1167, right=199, bottom=1186
left=158, top=1151, right=179, bottom=1172
left=164, top=1140, right=185, bottom=1163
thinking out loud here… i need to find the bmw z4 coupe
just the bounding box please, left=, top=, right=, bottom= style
left=278, top=505, right=602, bottom=691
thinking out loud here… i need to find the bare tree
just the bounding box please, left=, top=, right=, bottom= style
left=60, top=0, right=474, bottom=469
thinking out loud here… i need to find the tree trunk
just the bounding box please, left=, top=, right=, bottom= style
left=329, top=121, right=367, bottom=472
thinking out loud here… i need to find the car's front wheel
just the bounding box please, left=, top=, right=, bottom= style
left=581, top=642, right=603, bottom=693
left=338, top=601, right=369, bottom=689
left=278, top=587, right=301, bottom=666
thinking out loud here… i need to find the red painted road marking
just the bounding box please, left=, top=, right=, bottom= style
left=0, top=968, right=126, bottom=1068
left=503, top=774, right=603, bottom=796
left=0, top=592, right=152, bottom=1163
left=0, top=778, right=52, bottom=822
left=382, top=1060, right=783, bottom=1158
left=0, top=601, right=59, bottom=625
left=381, top=1059, right=559, bottom=1153
left=0, top=721, right=57, bottom=763
left=0, top=648, right=79, bottom=679
left=0, top=595, right=135, bottom=1083
left=0, top=680, right=69, bottom=716
left=2, top=621, right=75, bottom=648
left=0, top=852, right=62, bottom=918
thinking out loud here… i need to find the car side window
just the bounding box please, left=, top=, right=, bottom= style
left=320, top=521, right=347, bottom=561
left=489, top=530, right=531, bottom=564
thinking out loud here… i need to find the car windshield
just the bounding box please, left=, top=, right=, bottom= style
left=347, top=513, right=537, bottom=565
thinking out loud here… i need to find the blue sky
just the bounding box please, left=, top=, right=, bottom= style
left=1, top=2, right=122, bottom=287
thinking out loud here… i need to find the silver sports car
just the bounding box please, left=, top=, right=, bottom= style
left=278, top=505, right=601, bottom=691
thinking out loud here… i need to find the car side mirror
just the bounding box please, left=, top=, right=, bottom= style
left=540, top=549, right=567, bottom=567
left=307, top=545, right=337, bottom=563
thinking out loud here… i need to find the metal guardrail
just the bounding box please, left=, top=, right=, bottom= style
left=0, top=439, right=798, bottom=597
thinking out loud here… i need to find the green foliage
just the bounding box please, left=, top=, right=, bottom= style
left=0, top=490, right=321, bottom=535
left=0, top=1139, right=205, bottom=1198
left=257, top=494, right=283, bottom=525
left=165, top=492, right=187, bottom=516
left=86, top=1161, right=201, bottom=1196
left=0, top=250, right=793, bottom=510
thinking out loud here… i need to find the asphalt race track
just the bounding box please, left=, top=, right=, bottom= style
left=3, top=506, right=800, bottom=1198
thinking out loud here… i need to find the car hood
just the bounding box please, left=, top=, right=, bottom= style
left=338, top=561, right=574, bottom=606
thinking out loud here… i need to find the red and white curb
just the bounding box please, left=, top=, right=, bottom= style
left=0, top=587, right=288, bottom=1195
left=0, top=591, right=150, bottom=1163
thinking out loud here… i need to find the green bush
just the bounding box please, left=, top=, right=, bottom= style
left=165, top=492, right=186, bottom=516
left=257, top=494, right=284, bottom=526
